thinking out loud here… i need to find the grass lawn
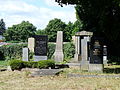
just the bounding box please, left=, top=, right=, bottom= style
left=0, top=65, right=120, bottom=90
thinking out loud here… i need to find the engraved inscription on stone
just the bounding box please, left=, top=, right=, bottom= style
left=33, top=35, right=47, bottom=56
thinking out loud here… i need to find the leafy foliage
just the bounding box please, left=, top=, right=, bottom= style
left=9, top=60, right=55, bottom=70
left=36, top=29, right=46, bottom=35
left=55, top=0, right=120, bottom=59
left=45, top=18, right=68, bottom=42
left=4, top=21, right=36, bottom=42
left=0, top=43, right=27, bottom=60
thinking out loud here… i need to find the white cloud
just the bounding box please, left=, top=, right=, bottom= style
left=0, top=0, right=76, bottom=29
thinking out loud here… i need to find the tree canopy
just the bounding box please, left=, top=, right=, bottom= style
left=0, top=19, right=6, bottom=35
left=4, top=21, right=36, bottom=42
left=55, top=0, right=120, bottom=59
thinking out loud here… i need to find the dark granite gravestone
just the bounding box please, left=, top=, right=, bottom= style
left=33, top=35, right=48, bottom=61
left=90, top=38, right=103, bottom=64
left=89, top=37, right=104, bottom=72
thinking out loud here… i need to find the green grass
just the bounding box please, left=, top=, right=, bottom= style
left=0, top=60, right=8, bottom=69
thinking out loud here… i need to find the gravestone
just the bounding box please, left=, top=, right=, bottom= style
left=103, top=45, right=108, bottom=65
left=33, top=35, right=48, bottom=61
left=28, top=38, right=35, bottom=52
left=22, top=48, right=29, bottom=61
left=89, top=38, right=104, bottom=72
left=53, top=31, right=64, bottom=62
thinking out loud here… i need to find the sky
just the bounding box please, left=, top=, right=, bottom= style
left=0, top=0, right=76, bottom=29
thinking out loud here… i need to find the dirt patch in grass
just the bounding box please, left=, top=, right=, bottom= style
left=0, top=69, right=120, bottom=90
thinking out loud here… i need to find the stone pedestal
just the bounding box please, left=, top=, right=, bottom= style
left=89, top=64, right=104, bottom=72
left=53, top=31, right=64, bottom=62
left=33, top=56, right=47, bottom=61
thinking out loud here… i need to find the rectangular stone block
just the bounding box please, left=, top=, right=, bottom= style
left=89, top=64, right=104, bottom=72
left=22, top=48, right=29, bottom=61
left=34, top=55, right=47, bottom=61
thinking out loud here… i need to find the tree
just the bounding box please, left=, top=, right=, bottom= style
left=45, top=18, right=68, bottom=42
left=36, top=29, right=46, bottom=35
left=55, top=0, right=120, bottom=59
left=4, top=21, right=36, bottom=42
left=0, top=19, right=6, bottom=35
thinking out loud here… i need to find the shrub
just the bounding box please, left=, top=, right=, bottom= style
left=37, top=60, right=55, bottom=69
left=48, top=43, right=55, bottom=59
left=63, top=42, right=75, bottom=59
left=0, top=43, right=27, bottom=60
left=23, top=61, right=38, bottom=68
left=9, top=60, right=24, bottom=70
left=9, top=60, right=55, bottom=70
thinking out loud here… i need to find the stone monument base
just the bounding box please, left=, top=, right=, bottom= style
left=89, top=64, right=104, bottom=72
left=80, top=61, right=89, bottom=71
left=34, top=55, right=47, bottom=61
left=53, top=52, right=64, bottom=62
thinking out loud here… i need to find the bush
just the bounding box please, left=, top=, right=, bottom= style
left=0, top=42, right=75, bottom=61
left=9, top=60, right=55, bottom=70
left=37, top=60, right=55, bottom=69
left=0, top=43, right=27, bottom=60
left=9, top=60, right=24, bottom=70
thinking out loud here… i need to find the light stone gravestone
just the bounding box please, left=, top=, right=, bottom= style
left=28, top=38, right=35, bottom=52
left=74, top=31, right=93, bottom=70
left=53, top=31, right=64, bottom=62
left=22, top=48, right=29, bottom=61
left=33, top=35, right=48, bottom=61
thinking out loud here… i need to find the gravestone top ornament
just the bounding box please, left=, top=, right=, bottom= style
left=76, top=31, right=93, bottom=36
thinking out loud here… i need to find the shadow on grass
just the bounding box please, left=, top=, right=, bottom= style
left=104, top=68, right=120, bottom=74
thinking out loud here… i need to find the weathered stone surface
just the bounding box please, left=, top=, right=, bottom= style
left=80, top=37, right=90, bottom=70
left=30, top=69, right=63, bottom=76
left=89, top=64, right=104, bottom=72
left=53, top=31, right=64, bottom=62
left=28, top=38, right=35, bottom=52
left=22, top=48, right=29, bottom=61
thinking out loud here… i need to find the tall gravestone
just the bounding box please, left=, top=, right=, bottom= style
left=22, top=48, right=29, bottom=61
left=33, top=35, right=48, bottom=61
left=103, top=45, right=108, bottom=65
left=28, top=38, right=35, bottom=52
left=89, top=38, right=104, bottom=72
left=74, top=31, right=93, bottom=70
left=53, top=31, right=64, bottom=62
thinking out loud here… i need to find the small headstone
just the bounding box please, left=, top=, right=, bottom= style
left=53, top=31, right=64, bottom=62
left=33, top=35, right=48, bottom=61
left=22, top=48, right=29, bottom=61
left=103, top=45, right=108, bottom=65
left=28, top=38, right=35, bottom=52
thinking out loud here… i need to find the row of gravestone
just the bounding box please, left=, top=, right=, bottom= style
left=22, top=31, right=64, bottom=62
left=22, top=31, right=108, bottom=72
